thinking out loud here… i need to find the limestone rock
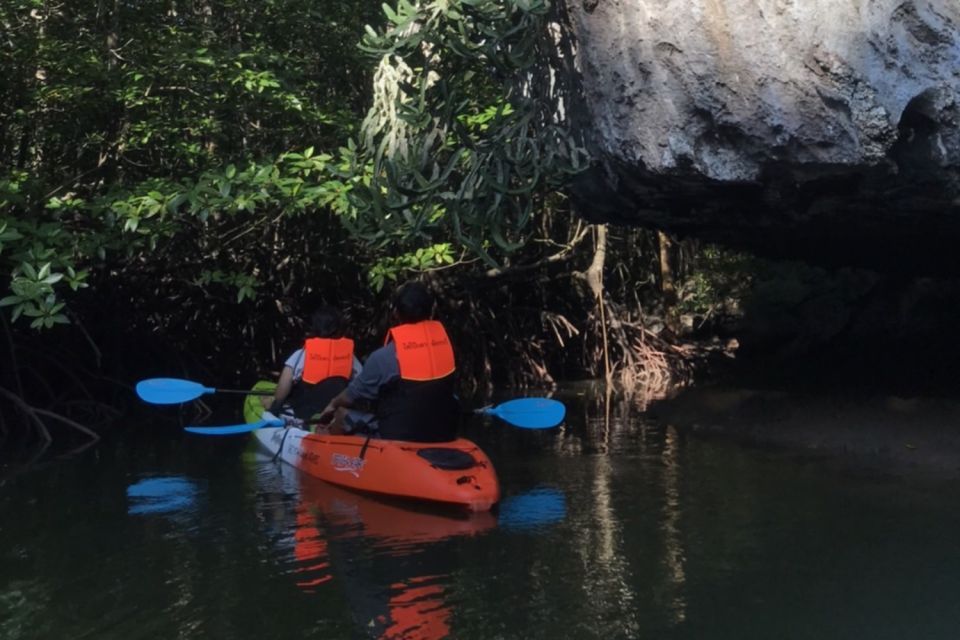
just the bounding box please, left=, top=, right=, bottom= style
left=564, top=0, right=960, bottom=274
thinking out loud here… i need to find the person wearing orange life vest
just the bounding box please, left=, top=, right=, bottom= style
left=265, top=306, right=361, bottom=423
left=317, top=281, right=459, bottom=442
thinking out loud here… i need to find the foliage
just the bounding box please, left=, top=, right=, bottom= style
left=0, top=0, right=592, bottom=331
left=368, top=243, right=457, bottom=292
left=1, top=0, right=722, bottom=454
left=349, top=0, right=589, bottom=264
left=676, top=246, right=754, bottom=320
left=0, top=0, right=382, bottom=329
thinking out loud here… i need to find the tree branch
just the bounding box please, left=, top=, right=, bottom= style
left=0, top=386, right=52, bottom=444
left=33, top=408, right=100, bottom=442
left=479, top=225, right=590, bottom=280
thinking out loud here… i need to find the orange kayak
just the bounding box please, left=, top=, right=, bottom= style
left=244, top=382, right=500, bottom=511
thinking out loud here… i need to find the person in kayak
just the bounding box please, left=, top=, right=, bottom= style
left=264, top=305, right=362, bottom=422
left=317, top=281, right=459, bottom=442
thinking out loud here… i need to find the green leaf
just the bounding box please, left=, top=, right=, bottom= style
left=382, top=2, right=398, bottom=23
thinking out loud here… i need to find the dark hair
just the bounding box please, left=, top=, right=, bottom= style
left=392, top=281, right=434, bottom=323
left=306, top=306, right=342, bottom=338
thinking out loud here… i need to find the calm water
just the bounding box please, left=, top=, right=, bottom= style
left=3, top=388, right=960, bottom=639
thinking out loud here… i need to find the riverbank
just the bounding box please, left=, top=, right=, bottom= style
left=648, top=386, right=960, bottom=479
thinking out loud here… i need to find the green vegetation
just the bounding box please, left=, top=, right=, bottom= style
left=0, top=0, right=380, bottom=329
left=0, top=0, right=587, bottom=327
left=353, top=0, right=587, bottom=262
left=1, top=0, right=741, bottom=449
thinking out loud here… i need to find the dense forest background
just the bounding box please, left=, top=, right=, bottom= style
left=4, top=0, right=951, bottom=452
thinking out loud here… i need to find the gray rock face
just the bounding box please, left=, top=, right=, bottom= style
left=564, top=0, right=960, bottom=274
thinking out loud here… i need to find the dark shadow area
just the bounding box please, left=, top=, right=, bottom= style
left=704, top=256, right=960, bottom=398
left=648, top=251, right=960, bottom=478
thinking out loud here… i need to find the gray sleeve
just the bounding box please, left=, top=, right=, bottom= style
left=346, top=344, right=399, bottom=401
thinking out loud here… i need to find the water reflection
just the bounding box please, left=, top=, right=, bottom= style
left=8, top=387, right=960, bottom=639
left=250, top=453, right=497, bottom=639
left=291, top=501, right=332, bottom=591
left=498, top=487, right=567, bottom=531
left=380, top=575, right=451, bottom=640
left=660, top=425, right=687, bottom=625
left=588, top=389, right=641, bottom=635
left=126, top=476, right=201, bottom=515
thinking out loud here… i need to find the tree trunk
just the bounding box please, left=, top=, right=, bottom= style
left=586, top=225, right=611, bottom=383
left=24, top=1, right=50, bottom=172
left=199, top=0, right=217, bottom=156
left=658, top=230, right=679, bottom=333
left=97, top=0, right=124, bottom=185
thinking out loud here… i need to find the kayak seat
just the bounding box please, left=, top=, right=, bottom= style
left=416, top=448, right=477, bottom=470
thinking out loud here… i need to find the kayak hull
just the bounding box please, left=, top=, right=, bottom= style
left=245, top=382, right=500, bottom=511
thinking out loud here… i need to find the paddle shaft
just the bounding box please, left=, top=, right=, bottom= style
left=214, top=388, right=274, bottom=396
left=141, top=378, right=561, bottom=428
left=184, top=393, right=564, bottom=435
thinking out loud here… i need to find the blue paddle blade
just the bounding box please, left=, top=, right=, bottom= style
left=184, top=418, right=283, bottom=435
left=481, top=398, right=566, bottom=429
left=136, top=378, right=214, bottom=404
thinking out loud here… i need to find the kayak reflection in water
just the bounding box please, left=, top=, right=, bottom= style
left=378, top=575, right=451, bottom=640
left=253, top=454, right=495, bottom=639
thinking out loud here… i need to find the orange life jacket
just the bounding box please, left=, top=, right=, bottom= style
left=385, top=321, right=455, bottom=381
left=302, top=337, right=354, bottom=384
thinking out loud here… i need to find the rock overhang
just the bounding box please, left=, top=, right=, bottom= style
left=563, top=0, right=960, bottom=274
